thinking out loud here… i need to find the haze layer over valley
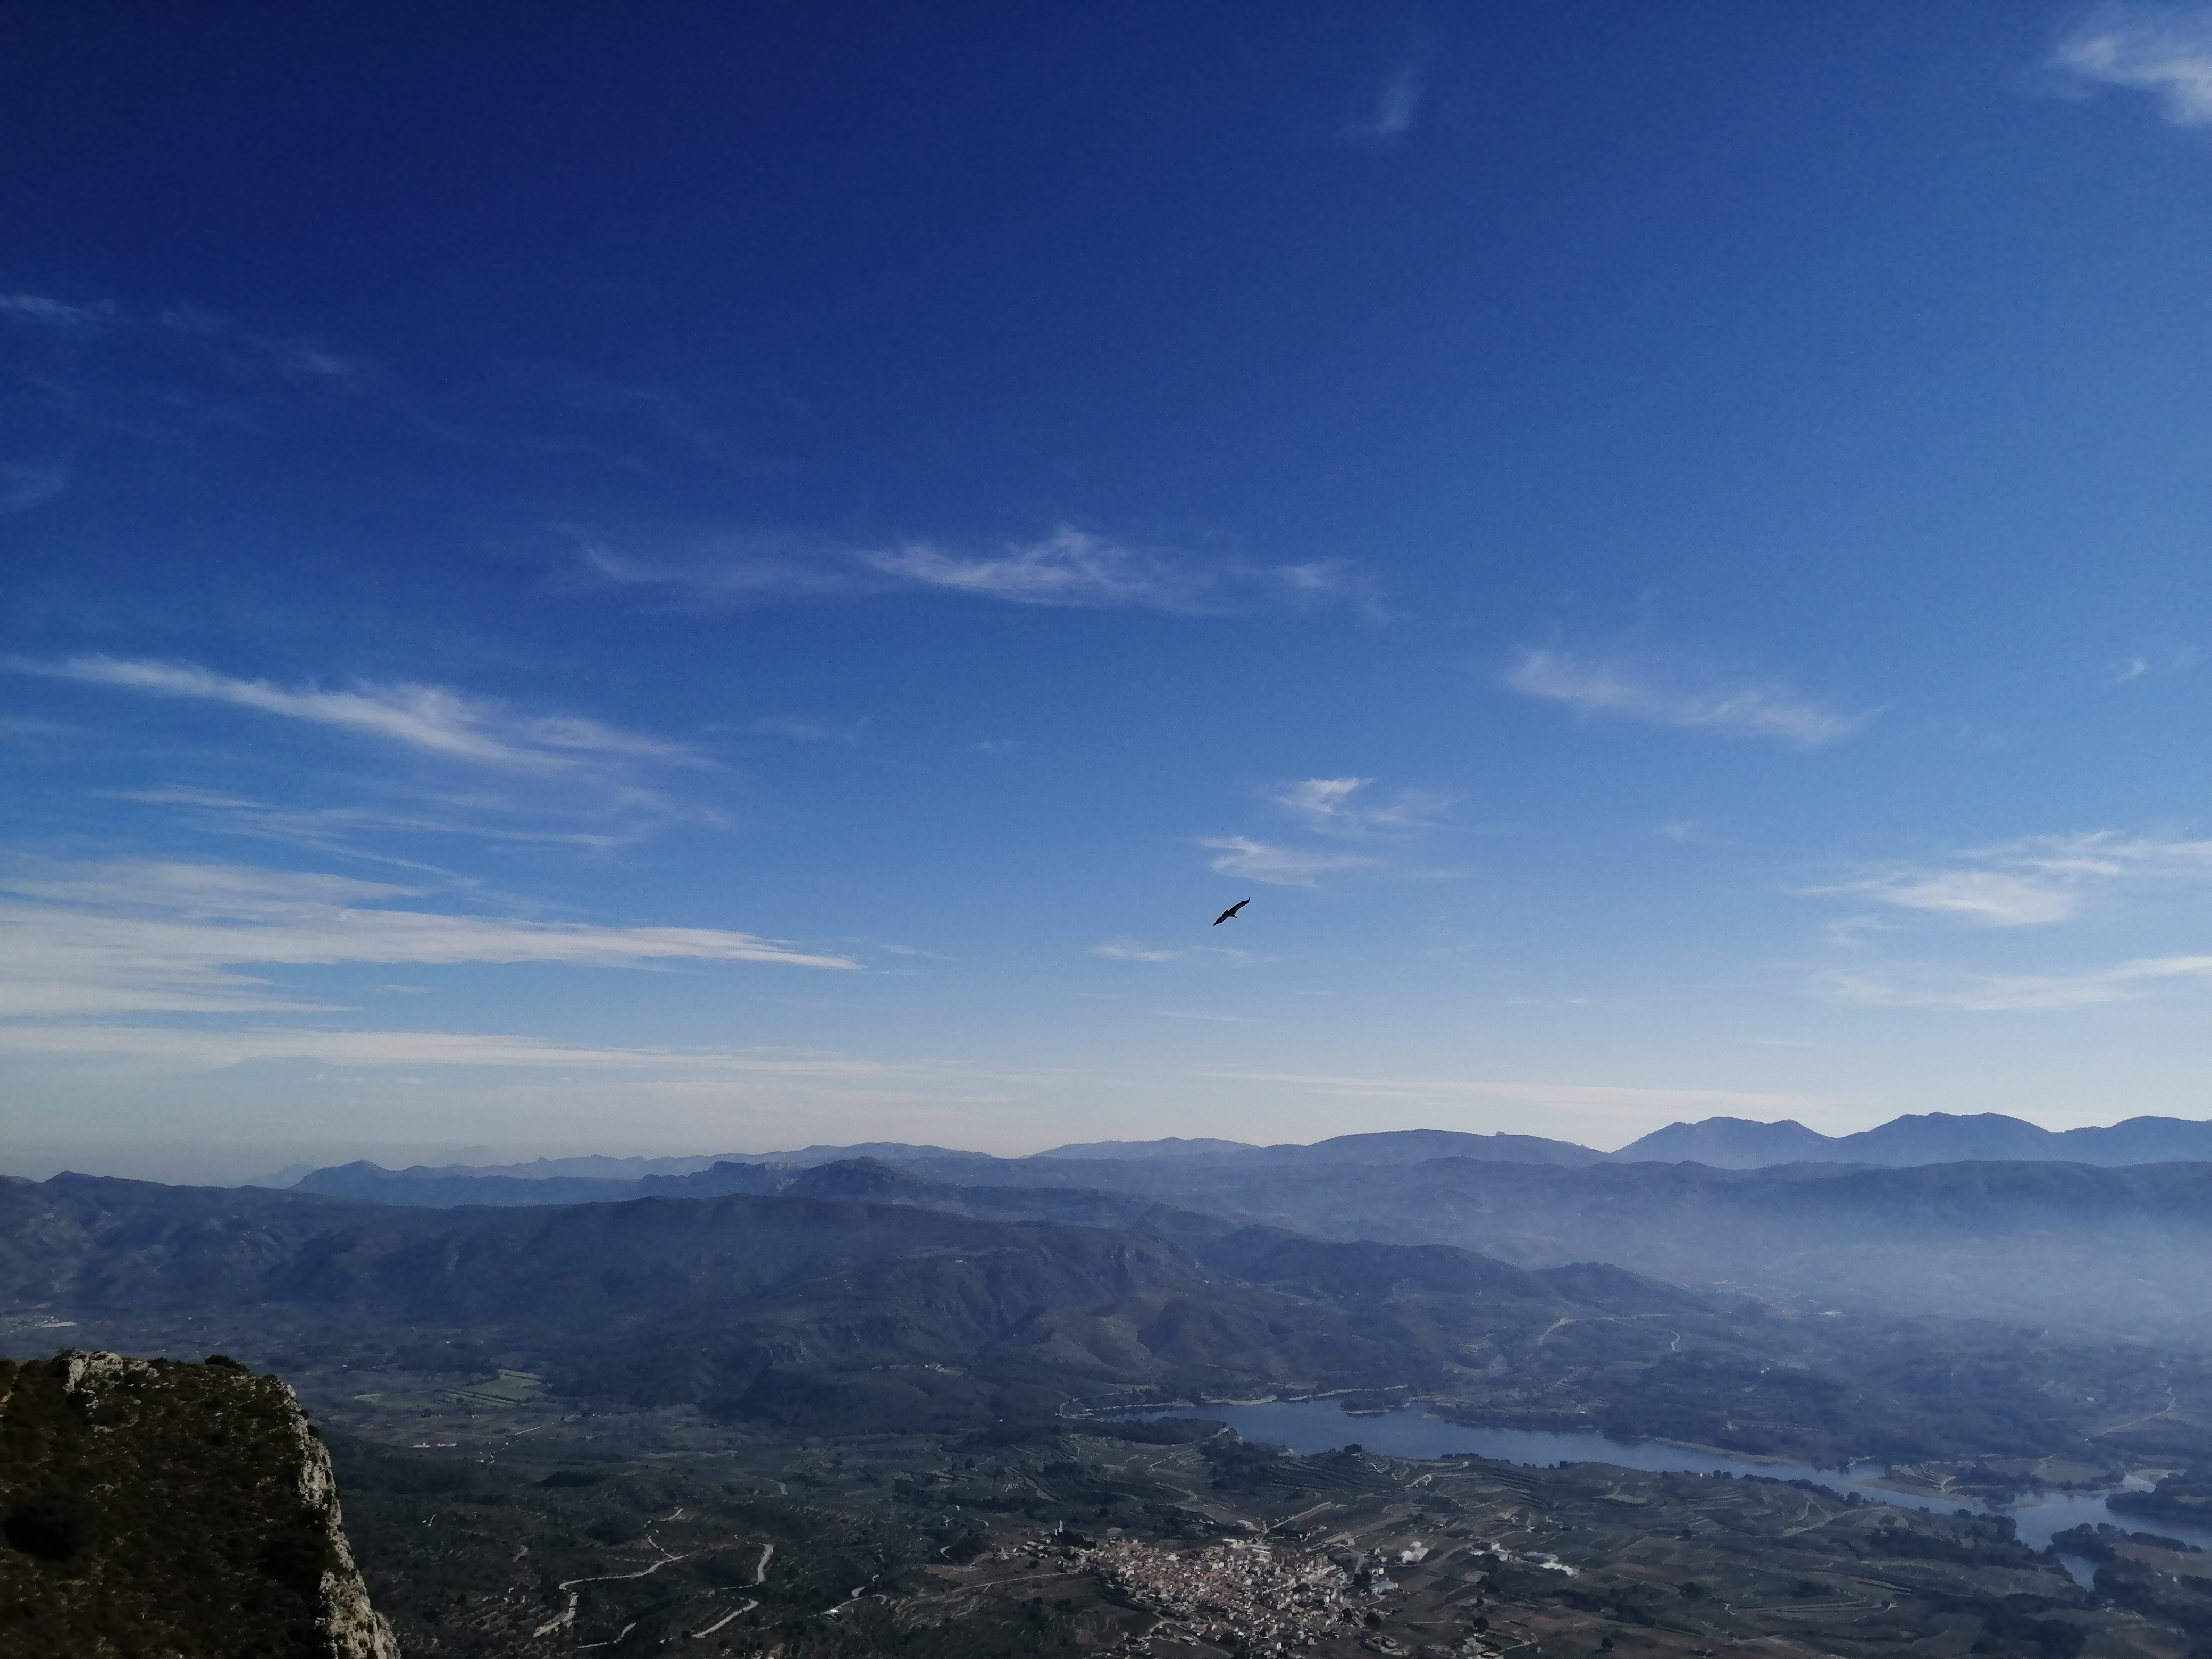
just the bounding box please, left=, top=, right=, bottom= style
left=20, top=1109, right=2212, bottom=1654
left=281, top=1111, right=2212, bottom=1345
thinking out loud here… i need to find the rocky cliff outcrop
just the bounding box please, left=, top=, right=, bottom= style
left=0, top=1349, right=398, bottom=1658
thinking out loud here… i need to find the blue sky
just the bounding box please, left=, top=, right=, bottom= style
left=8, top=2, right=2212, bottom=1180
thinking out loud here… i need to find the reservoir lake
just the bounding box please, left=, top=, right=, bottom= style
left=1128, top=1398, right=2212, bottom=1568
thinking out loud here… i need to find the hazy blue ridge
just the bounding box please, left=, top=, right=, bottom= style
left=21, top=1167, right=2212, bottom=1466
left=286, top=1113, right=2212, bottom=1197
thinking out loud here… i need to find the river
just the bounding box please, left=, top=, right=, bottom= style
left=1124, top=1397, right=2212, bottom=1571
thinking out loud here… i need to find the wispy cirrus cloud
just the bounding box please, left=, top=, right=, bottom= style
left=1811, top=832, right=2212, bottom=1011
left=0, top=1023, right=940, bottom=1074
left=0, top=292, right=118, bottom=330
left=1832, top=869, right=2081, bottom=927
left=2001, top=830, right=2212, bottom=878
left=1815, top=955, right=2212, bottom=1013
left=0, top=293, right=416, bottom=521
left=1503, top=649, right=1868, bottom=747
left=579, top=538, right=858, bottom=601
left=1274, top=776, right=1446, bottom=836
left=0, top=289, right=363, bottom=380
left=1091, top=937, right=1265, bottom=966
left=1197, top=777, right=1440, bottom=890
left=1200, top=836, right=1377, bottom=887
left=2108, top=645, right=2199, bottom=684
left=0, top=858, right=858, bottom=1018
left=16, top=656, right=694, bottom=774
left=19, top=658, right=719, bottom=858
left=864, top=527, right=1210, bottom=607
left=1820, top=831, right=2212, bottom=928
left=2050, top=5, right=2212, bottom=125
left=581, top=525, right=1373, bottom=617
left=106, top=786, right=642, bottom=858
left=1345, top=46, right=1431, bottom=144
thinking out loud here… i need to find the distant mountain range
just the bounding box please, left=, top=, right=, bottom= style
left=282, top=1139, right=2212, bottom=1345
left=0, top=1168, right=1782, bottom=1445
left=1042, top=1111, right=2212, bottom=1170
left=274, top=1142, right=1001, bottom=1188
left=18, top=1165, right=2212, bottom=1463
left=1608, top=1111, right=2212, bottom=1168
left=284, top=1111, right=2212, bottom=1194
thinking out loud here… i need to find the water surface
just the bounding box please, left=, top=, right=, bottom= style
left=1125, top=1398, right=2212, bottom=1556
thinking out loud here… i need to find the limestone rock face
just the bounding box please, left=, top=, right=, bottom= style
left=0, top=1349, right=400, bottom=1658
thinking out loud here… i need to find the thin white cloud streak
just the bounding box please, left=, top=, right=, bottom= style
left=9, top=861, right=416, bottom=916
left=0, top=290, right=367, bottom=388
left=864, top=527, right=1196, bottom=607
left=0, top=292, right=116, bottom=329
left=1210, top=1070, right=1829, bottom=1117
left=1824, top=832, right=2212, bottom=929
left=0, top=1024, right=954, bottom=1075
left=157, top=303, right=365, bottom=382
left=1504, top=650, right=1866, bottom=747
left=1275, top=777, right=1445, bottom=836
left=23, top=656, right=693, bottom=774
left=0, top=859, right=857, bottom=1016
left=2051, top=5, right=2212, bottom=125
left=580, top=541, right=859, bottom=600
left=1201, top=837, right=1377, bottom=887
left=1813, top=832, right=2212, bottom=1010
left=583, top=525, right=1373, bottom=617
left=110, top=790, right=632, bottom=858
left=1997, top=830, right=2212, bottom=878
left=1836, top=870, right=2080, bottom=927
left=1090, top=937, right=1263, bottom=966
left=1816, top=955, right=2212, bottom=1012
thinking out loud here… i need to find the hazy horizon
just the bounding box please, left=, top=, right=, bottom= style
left=15, top=1101, right=2212, bottom=1188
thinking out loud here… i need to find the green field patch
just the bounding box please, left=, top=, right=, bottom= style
left=351, top=1392, right=446, bottom=1410
left=438, top=1369, right=549, bottom=1409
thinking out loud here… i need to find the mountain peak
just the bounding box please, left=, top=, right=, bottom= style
left=1611, top=1118, right=1834, bottom=1169
left=781, top=1157, right=954, bottom=1200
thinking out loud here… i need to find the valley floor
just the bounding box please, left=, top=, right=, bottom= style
left=301, top=1381, right=2205, bottom=1659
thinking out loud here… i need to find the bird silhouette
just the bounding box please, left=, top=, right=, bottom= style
left=1212, top=899, right=1251, bottom=926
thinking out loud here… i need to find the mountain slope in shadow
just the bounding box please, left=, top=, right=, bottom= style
left=14, top=1170, right=2212, bottom=1464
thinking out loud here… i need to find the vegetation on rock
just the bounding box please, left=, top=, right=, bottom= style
left=0, top=1351, right=397, bottom=1659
